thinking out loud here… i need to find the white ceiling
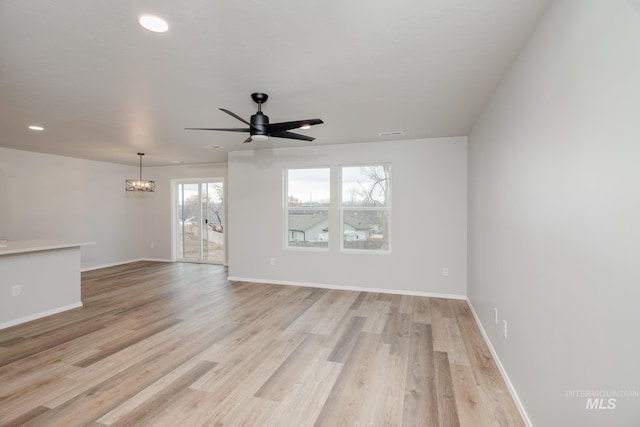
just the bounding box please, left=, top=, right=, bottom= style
left=0, top=0, right=551, bottom=166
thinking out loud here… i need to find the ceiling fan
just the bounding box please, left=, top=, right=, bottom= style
left=185, top=92, right=323, bottom=143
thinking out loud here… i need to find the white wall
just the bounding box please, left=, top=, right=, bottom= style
left=0, top=147, right=228, bottom=268
left=468, top=1, right=640, bottom=426
left=0, top=148, right=141, bottom=268
left=228, top=137, right=467, bottom=296
left=0, top=247, right=81, bottom=327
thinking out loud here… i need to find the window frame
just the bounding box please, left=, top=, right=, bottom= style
left=340, top=163, right=391, bottom=254
left=284, top=167, right=331, bottom=251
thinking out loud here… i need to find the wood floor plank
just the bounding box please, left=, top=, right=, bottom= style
left=398, top=294, right=414, bottom=315
left=450, top=363, right=491, bottom=427
left=216, top=395, right=281, bottom=427
left=435, top=351, right=461, bottom=427
left=308, top=290, right=360, bottom=335
left=412, top=295, right=432, bottom=324
left=432, top=314, right=472, bottom=366
left=313, top=332, right=390, bottom=426
left=372, top=334, right=409, bottom=426
left=190, top=330, right=308, bottom=401
left=381, top=310, right=412, bottom=355
left=264, top=356, right=343, bottom=427
left=188, top=334, right=312, bottom=425
left=254, top=333, right=329, bottom=401
left=23, top=351, right=169, bottom=426
left=478, top=385, right=527, bottom=427
left=108, top=360, right=217, bottom=426
left=431, top=297, right=455, bottom=319
left=326, top=315, right=366, bottom=363
left=96, top=354, right=208, bottom=424
left=42, top=335, right=185, bottom=409
left=0, top=320, right=107, bottom=368
left=2, top=405, right=50, bottom=427
left=73, top=317, right=182, bottom=368
left=0, top=261, right=526, bottom=426
left=132, top=388, right=213, bottom=426
left=403, top=322, right=439, bottom=426
left=282, top=289, right=357, bottom=336
left=360, top=300, right=393, bottom=334
left=0, top=363, right=81, bottom=422
left=348, top=291, right=367, bottom=310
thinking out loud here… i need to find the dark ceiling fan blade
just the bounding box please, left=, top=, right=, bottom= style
left=184, top=127, right=250, bottom=132
left=185, top=93, right=324, bottom=143
left=269, top=119, right=323, bottom=134
left=219, top=108, right=254, bottom=127
left=270, top=131, right=315, bottom=141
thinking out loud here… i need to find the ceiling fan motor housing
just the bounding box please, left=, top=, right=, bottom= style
left=250, top=111, right=269, bottom=137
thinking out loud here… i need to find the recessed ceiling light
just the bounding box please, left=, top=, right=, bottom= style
left=138, top=15, right=169, bottom=33
left=378, top=131, right=404, bottom=137
left=28, top=125, right=44, bottom=131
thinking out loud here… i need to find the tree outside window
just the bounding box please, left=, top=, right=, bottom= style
left=341, top=165, right=391, bottom=251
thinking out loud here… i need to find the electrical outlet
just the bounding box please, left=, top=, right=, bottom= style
left=269, top=257, right=276, bottom=266
left=503, top=320, right=508, bottom=339
left=493, top=307, right=498, bottom=324
left=12, top=285, right=21, bottom=297
left=442, top=267, right=449, bottom=277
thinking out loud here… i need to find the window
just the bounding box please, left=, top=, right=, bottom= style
left=286, top=168, right=330, bottom=248
left=341, top=165, right=391, bottom=251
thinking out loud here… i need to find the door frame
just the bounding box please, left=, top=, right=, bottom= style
left=170, top=177, right=227, bottom=265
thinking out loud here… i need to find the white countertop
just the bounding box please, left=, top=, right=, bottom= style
left=0, top=240, right=96, bottom=256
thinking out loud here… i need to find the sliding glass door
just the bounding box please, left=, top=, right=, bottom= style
left=175, top=180, right=225, bottom=264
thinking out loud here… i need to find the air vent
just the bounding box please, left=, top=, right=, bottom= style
left=378, top=131, right=404, bottom=137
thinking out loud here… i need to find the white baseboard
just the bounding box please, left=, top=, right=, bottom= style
left=466, top=300, right=533, bottom=427
left=81, top=258, right=143, bottom=272
left=226, top=276, right=466, bottom=300
left=141, top=258, right=173, bottom=263
left=81, top=258, right=172, bottom=272
left=0, top=302, right=83, bottom=330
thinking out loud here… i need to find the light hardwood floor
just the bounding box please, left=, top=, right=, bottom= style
left=0, top=262, right=524, bottom=426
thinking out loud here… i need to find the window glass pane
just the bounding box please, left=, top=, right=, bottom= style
left=288, top=209, right=329, bottom=248
left=343, top=209, right=388, bottom=250
left=342, top=165, right=390, bottom=207
left=286, top=167, right=330, bottom=249
left=288, top=168, right=330, bottom=207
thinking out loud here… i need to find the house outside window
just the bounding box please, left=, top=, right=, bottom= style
left=341, top=164, right=391, bottom=252
left=285, top=168, right=330, bottom=249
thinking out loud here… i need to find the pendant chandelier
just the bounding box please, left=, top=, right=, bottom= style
left=125, top=153, right=155, bottom=192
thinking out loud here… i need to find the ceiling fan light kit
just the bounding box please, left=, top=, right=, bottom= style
left=126, top=153, right=155, bottom=192
left=185, top=92, right=323, bottom=144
